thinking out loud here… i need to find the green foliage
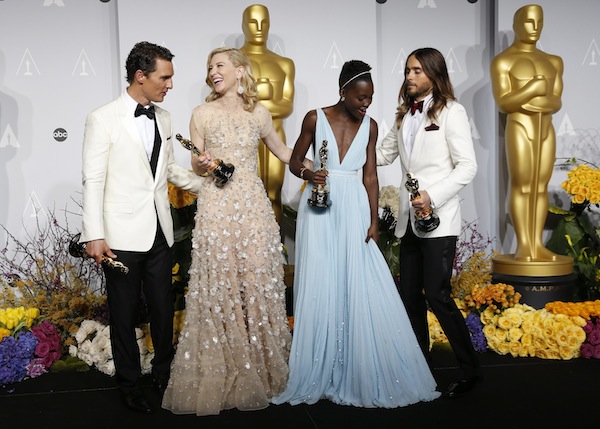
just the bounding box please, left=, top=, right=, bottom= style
left=546, top=202, right=600, bottom=300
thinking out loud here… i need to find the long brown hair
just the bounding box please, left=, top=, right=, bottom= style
left=204, top=47, right=258, bottom=111
left=395, top=48, right=456, bottom=127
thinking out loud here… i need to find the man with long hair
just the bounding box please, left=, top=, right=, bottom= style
left=376, top=47, right=480, bottom=397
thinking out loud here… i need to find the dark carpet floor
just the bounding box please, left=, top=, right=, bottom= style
left=2, top=347, right=598, bottom=429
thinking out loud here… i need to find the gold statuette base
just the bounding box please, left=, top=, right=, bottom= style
left=492, top=253, right=574, bottom=277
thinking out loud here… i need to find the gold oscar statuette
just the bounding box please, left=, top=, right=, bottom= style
left=176, top=133, right=235, bottom=188
left=69, top=233, right=129, bottom=274
left=307, top=140, right=331, bottom=209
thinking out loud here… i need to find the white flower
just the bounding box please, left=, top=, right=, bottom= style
left=378, top=185, right=400, bottom=220
left=70, top=319, right=160, bottom=376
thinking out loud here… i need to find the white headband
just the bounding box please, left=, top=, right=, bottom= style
left=340, top=71, right=371, bottom=89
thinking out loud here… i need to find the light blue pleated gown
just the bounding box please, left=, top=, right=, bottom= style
left=272, top=109, right=441, bottom=408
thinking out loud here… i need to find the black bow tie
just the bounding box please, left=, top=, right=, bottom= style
left=410, top=100, right=424, bottom=115
left=134, top=103, right=155, bottom=120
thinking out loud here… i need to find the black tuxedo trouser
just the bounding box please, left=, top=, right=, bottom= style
left=103, top=226, right=174, bottom=394
left=399, top=224, right=480, bottom=379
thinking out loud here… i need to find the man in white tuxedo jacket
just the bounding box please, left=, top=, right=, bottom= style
left=80, top=42, right=202, bottom=413
left=376, top=48, right=480, bottom=398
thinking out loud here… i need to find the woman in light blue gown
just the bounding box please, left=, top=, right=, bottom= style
left=272, top=61, right=441, bottom=408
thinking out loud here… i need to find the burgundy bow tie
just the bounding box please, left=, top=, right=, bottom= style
left=410, top=100, right=424, bottom=115
left=134, top=103, right=155, bottom=120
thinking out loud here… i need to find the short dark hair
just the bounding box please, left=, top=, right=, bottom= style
left=125, top=41, right=174, bottom=83
left=338, top=60, right=372, bottom=90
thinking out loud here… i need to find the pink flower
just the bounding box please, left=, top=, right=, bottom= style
left=35, top=341, right=50, bottom=357
left=48, top=336, right=61, bottom=351
left=581, top=343, right=595, bottom=359
left=39, top=320, right=56, bottom=336
left=26, top=358, right=48, bottom=378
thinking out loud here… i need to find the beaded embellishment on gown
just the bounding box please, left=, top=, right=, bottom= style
left=162, top=100, right=291, bottom=416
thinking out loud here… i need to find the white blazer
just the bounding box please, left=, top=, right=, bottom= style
left=376, top=100, right=477, bottom=239
left=80, top=96, right=202, bottom=251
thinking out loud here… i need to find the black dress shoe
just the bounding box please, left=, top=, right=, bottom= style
left=122, top=390, right=154, bottom=414
left=443, top=375, right=482, bottom=398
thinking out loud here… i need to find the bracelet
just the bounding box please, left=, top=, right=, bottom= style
left=299, top=167, right=307, bottom=180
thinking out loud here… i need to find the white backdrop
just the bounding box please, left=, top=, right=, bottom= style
left=1, top=0, right=599, bottom=262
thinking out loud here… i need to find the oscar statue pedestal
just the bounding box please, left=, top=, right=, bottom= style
left=492, top=254, right=576, bottom=309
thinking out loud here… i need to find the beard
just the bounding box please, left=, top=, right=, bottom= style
left=406, top=83, right=433, bottom=100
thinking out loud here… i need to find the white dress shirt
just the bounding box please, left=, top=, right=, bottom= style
left=123, top=90, right=155, bottom=160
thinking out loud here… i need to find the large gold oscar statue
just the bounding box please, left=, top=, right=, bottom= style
left=491, top=5, right=573, bottom=286
left=240, top=4, right=295, bottom=223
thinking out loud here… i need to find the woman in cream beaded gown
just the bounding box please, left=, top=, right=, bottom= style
left=162, top=47, right=302, bottom=416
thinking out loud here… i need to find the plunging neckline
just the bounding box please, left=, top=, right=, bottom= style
left=319, top=109, right=366, bottom=166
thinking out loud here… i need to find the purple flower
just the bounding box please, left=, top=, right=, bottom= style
left=595, top=345, right=600, bottom=359
left=581, top=343, right=595, bottom=359
left=16, top=332, right=38, bottom=359
left=0, top=336, right=29, bottom=385
left=465, top=313, right=488, bottom=352
left=26, top=358, right=47, bottom=378
left=583, top=320, right=594, bottom=334
left=588, top=329, right=600, bottom=346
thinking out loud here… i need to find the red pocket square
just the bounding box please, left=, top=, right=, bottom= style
left=425, top=124, right=439, bottom=131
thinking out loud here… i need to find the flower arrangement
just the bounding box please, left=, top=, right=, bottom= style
left=580, top=317, right=600, bottom=359
left=168, top=182, right=198, bottom=311
left=69, top=319, right=153, bottom=376
left=377, top=186, right=400, bottom=279
left=463, top=283, right=522, bottom=315
left=560, top=163, right=600, bottom=205
left=0, top=306, right=62, bottom=386
left=480, top=303, right=587, bottom=359
left=0, top=207, right=107, bottom=343
left=545, top=300, right=600, bottom=319
left=451, top=252, right=493, bottom=301
left=427, top=311, right=448, bottom=347
left=547, top=161, right=600, bottom=300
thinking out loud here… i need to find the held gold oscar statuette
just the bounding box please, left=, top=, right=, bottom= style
left=68, top=233, right=129, bottom=274
left=405, top=173, right=439, bottom=233
left=308, top=140, right=331, bottom=209
left=176, top=134, right=235, bottom=188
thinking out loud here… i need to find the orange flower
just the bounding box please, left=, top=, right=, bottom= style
left=168, top=181, right=197, bottom=208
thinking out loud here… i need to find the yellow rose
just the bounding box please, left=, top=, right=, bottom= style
left=521, top=332, right=533, bottom=347
left=521, top=319, right=534, bottom=333
left=494, top=328, right=508, bottom=342
left=533, top=336, right=548, bottom=350
left=480, top=307, right=496, bottom=325
left=482, top=324, right=496, bottom=339
left=546, top=337, right=559, bottom=351
left=497, top=342, right=510, bottom=355
left=508, top=341, right=521, bottom=357
left=556, top=329, right=570, bottom=347
left=497, top=315, right=512, bottom=330
left=508, top=327, right=524, bottom=342
left=542, top=325, right=556, bottom=340
left=559, top=346, right=578, bottom=360
left=546, top=349, right=561, bottom=360
left=518, top=346, right=529, bottom=358
left=535, top=348, right=549, bottom=359
left=572, top=326, right=587, bottom=343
